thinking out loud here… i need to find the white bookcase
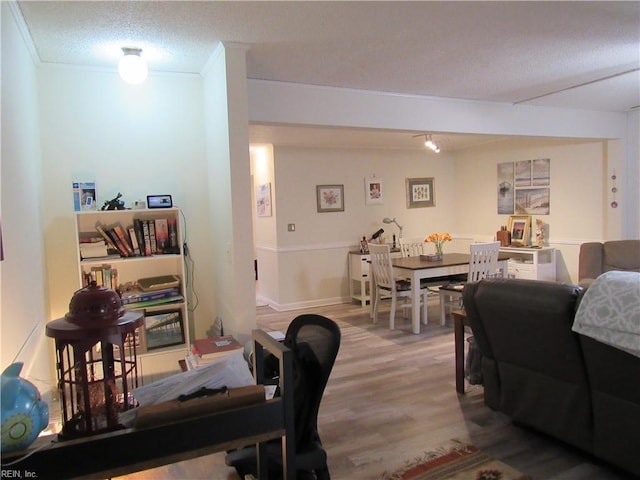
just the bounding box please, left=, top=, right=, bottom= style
left=499, top=246, right=556, bottom=281
left=74, top=208, right=189, bottom=382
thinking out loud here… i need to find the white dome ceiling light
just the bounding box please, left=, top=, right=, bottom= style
left=118, top=47, right=148, bottom=85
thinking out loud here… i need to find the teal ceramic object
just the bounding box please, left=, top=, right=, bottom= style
left=1, top=362, right=49, bottom=453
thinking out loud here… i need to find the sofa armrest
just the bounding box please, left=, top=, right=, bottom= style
left=578, top=242, right=603, bottom=282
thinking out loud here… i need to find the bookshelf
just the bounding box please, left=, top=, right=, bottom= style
left=74, top=208, right=189, bottom=381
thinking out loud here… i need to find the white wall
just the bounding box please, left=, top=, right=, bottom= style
left=455, top=137, right=612, bottom=283
left=255, top=137, right=620, bottom=309
left=36, top=66, right=215, bottom=339
left=201, top=43, right=256, bottom=343
left=0, top=2, right=51, bottom=393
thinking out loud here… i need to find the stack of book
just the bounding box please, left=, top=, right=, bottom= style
left=120, top=286, right=183, bottom=308
left=79, top=233, right=120, bottom=259
left=186, top=335, right=243, bottom=369
left=90, top=218, right=180, bottom=259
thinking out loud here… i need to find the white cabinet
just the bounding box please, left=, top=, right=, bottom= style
left=349, top=252, right=372, bottom=306
left=499, top=246, right=556, bottom=281
left=74, top=208, right=189, bottom=382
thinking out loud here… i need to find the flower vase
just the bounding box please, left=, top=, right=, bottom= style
left=431, top=246, right=443, bottom=261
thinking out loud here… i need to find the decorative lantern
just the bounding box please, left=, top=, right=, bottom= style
left=46, top=283, right=143, bottom=438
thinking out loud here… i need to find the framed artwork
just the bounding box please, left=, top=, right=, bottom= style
left=497, top=162, right=514, bottom=215
left=143, top=309, right=185, bottom=351
left=508, top=215, right=531, bottom=246
left=316, top=185, right=344, bottom=212
left=532, top=158, right=550, bottom=186
left=515, top=160, right=532, bottom=187
left=406, top=177, right=435, bottom=208
left=515, top=187, right=550, bottom=215
left=364, top=177, right=384, bottom=205
left=256, top=183, right=272, bottom=217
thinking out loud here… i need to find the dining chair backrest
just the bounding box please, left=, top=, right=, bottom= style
left=468, top=241, right=501, bottom=282
left=368, top=244, right=395, bottom=290
left=398, top=237, right=426, bottom=257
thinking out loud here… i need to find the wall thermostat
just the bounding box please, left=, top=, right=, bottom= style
left=146, top=194, right=173, bottom=209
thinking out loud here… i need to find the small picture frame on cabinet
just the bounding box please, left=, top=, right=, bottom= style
left=508, top=215, right=531, bottom=246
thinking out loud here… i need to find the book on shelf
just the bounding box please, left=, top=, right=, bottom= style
left=133, top=219, right=147, bottom=256
left=111, top=223, right=135, bottom=257
left=83, top=265, right=118, bottom=290
left=155, top=218, right=169, bottom=254
left=191, top=335, right=243, bottom=361
left=79, top=243, right=110, bottom=259
left=168, top=217, right=179, bottom=253
left=120, top=287, right=181, bottom=305
left=122, top=295, right=184, bottom=310
left=79, top=232, right=105, bottom=245
left=137, top=274, right=181, bottom=292
left=141, top=219, right=152, bottom=256
left=128, top=226, right=141, bottom=256
left=95, top=223, right=122, bottom=255
left=148, top=220, right=157, bottom=254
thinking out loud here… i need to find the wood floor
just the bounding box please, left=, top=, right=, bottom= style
left=118, top=300, right=634, bottom=480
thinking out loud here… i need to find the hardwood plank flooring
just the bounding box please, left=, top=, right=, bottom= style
left=118, top=300, right=633, bottom=480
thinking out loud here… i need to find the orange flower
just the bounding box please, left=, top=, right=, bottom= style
left=425, top=232, right=452, bottom=254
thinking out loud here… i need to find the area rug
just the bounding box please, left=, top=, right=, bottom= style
left=381, top=440, right=531, bottom=480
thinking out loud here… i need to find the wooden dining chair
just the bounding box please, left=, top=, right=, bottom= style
left=438, top=241, right=502, bottom=325
left=368, top=244, right=428, bottom=330
left=398, top=237, right=427, bottom=257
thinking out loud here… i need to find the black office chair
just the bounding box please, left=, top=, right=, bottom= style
left=226, top=314, right=341, bottom=479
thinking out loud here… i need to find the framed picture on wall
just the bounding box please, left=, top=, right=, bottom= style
left=364, top=177, right=384, bottom=205
left=508, top=215, right=531, bottom=246
left=406, top=177, right=435, bottom=208
left=316, top=185, right=344, bottom=212
left=256, top=183, right=272, bottom=217
left=143, top=309, right=185, bottom=351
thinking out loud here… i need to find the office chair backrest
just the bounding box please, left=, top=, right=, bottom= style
left=284, top=314, right=341, bottom=449
left=468, top=241, right=501, bottom=282
left=398, top=237, right=426, bottom=257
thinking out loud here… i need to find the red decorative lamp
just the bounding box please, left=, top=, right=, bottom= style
left=46, top=283, right=143, bottom=438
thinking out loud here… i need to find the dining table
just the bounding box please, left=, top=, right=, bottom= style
left=391, top=253, right=508, bottom=334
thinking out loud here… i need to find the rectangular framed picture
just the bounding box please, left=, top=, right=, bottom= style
left=406, top=177, right=435, bottom=208
left=508, top=215, right=531, bottom=247
left=364, top=177, right=384, bottom=205
left=316, top=185, right=344, bottom=212
left=256, top=183, right=272, bottom=217
left=515, top=187, right=550, bottom=215
left=143, top=309, right=185, bottom=351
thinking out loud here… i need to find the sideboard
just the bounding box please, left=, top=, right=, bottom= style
left=499, top=246, right=556, bottom=281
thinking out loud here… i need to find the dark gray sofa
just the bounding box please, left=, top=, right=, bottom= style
left=463, top=278, right=640, bottom=477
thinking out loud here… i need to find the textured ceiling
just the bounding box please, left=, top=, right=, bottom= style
left=16, top=1, right=640, bottom=150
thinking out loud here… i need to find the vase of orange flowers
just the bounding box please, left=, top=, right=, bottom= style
left=425, top=232, right=452, bottom=261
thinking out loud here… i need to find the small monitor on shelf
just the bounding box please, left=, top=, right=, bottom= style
left=147, top=194, right=173, bottom=209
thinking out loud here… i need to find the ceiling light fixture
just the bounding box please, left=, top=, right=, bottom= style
left=424, top=135, right=440, bottom=153
left=118, top=47, right=148, bottom=85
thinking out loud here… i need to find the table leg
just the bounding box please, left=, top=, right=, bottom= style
left=412, top=271, right=420, bottom=334
left=454, top=312, right=465, bottom=394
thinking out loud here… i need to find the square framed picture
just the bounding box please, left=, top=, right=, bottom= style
left=316, top=185, right=344, bottom=212
left=508, top=215, right=531, bottom=246
left=406, top=177, right=435, bottom=208
left=143, top=309, right=185, bottom=351
left=364, top=177, right=384, bottom=205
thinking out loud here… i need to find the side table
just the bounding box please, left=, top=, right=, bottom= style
left=452, top=309, right=469, bottom=394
